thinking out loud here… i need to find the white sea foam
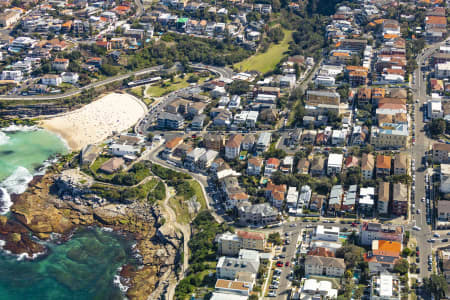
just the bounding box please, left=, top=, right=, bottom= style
left=113, top=267, right=130, bottom=293
left=15, top=250, right=45, bottom=261
left=0, top=187, right=13, bottom=215
left=0, top=166, right=34, bottom=195
left=1, top=125, right=39, bottom=132
left=0, top=132, right=10, bottom=146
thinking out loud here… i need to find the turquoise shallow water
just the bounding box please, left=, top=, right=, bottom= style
left=0, top=227, right=136, bottom=300
left=0, top=128, right=68, bottom=182
left=0, top=128, right=136, bottom=299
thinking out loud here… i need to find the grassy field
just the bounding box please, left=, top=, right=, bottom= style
left=146, top=74, right=207, bottom=97
left=129, top=86, right=144, bottom=98
left=168, top=180, right=207, bottom=224
left=234, top=30, right=293, bottom=74
left=89, top=156, right=113, bottom=179
left=189, top=180, right=207, bottom=210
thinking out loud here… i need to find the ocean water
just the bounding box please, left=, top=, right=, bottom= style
left=0, top=128, right=137, bottom=299
left=0, top=227, right=137, bottom=300
left=0, top=126, right=68, bottom=214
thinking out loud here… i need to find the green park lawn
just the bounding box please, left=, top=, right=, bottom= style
left=146, top=74, right=207, bottom=97
left=234, top=30, right=293, bottom=74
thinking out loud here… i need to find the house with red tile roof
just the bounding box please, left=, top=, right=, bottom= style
left=264, top=157, right=280, bottom=177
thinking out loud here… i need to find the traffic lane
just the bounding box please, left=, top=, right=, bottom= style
left=276, top=231, right=299, bottom=300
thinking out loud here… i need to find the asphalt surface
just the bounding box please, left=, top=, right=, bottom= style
left=0, top=63, right=232, bottom=101
left=410, top=39, right=449, bottom=279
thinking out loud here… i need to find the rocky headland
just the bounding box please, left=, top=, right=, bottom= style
left=0, top=171, right=183, bottom=300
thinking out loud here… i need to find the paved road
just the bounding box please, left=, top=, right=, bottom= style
left=147, top=143, right=224, bottom=224
left=0, top=63, right=232, bottom=101
left=410, top=39, right=449, bottom=278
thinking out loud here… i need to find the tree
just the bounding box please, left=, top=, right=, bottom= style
left=429, top=118, right=446, bottom=138
left=268, top=232, right=282, bottom=245
left=401, top=247, right=413, bottom=257
left=249, top=295, right=258, bottom=300
left=393, top=259, right=409, bottom=275
left=227, top=80, right=250, bottom=95
left=424, top=274, right=448, bottom=299
left=336, top=244, right=364, bottom=269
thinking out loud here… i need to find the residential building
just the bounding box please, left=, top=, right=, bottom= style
left=304, top=256, right=345, bottom=277
left=198, top=150, right=219, bottom=169
left=286, top=187, right=299, bottom=209
left=298, top=185, right=312, bottom=208
left=370, top=274, right=401, bottom=300
left=265, top=182, right=286, bottom=209
left=214, top=279, right=252, bottom=297
left=342, top=185, right=357, bottom=212
left=109, top=144, right=140, bottom=157
left=184, top=147, right=207, bottom=169
left=376, top=155, right=391, bottom=177
left=225, top=134, right=244, bottom=160
left=327, top=153, right=343, bottom=175
left=191, top=114, right=206, bottom=130
left=52, top=58, right=69, bottom=71
left=247, top=157, right=263, bottom=176
left=99, top=157, right=125, bottom=174
left=433, top=143, right=450, bottom=163
left=328, top=185, right=343, bottom=215
left=157, top=112, right=184, bottom=129
left=218, top=231, right=266, bottom=256
left=359, top=187, right=375, bottom=214
left=0, top=10, right=21, bottom=28
left=41, top=75, right=62, bottom=86
left=264, top=158, right=280, bottom=177
left=280, top=156, right=294, bottom=173
left=393, top=153, right=409, bottom=175
left=427, top=99, right=443, bottom=119
left=1, top=70, right=22, bottom=82
left=392, top=183, right=408, bottom=216
left=309, top=193, right=325, bottom=213
left=440, top=164, right=450, bottom=194
left=204, top=134, right=224, bottom=152
left=216, top=254, right=259, bottom=280
left=297, top=158, right=310, bottom=175
left=378, top=182, right=390, bottom=215
left=161, top=136, right=183, bottom=159
left=370, top=123, right=408, bottom=149
left=357, top=87, right=372, bottom=107
left=310, top=156, right=325, bottom=177
left=313, top=225, right=339, bottom=242
left=437, top=201, right=450, bottom=222
left=361, top=153, right=374, bottom=180
left=300, top=279, right=338, bottom=299
left=237, top=231, right=266, bottom=252
left=61, top=72, right=79, bottom=84
left=255, top=132, right=271, bottom=153
left=360, top=222, right=403, bottom=246
left=241, top=135, right=255, bottom=151
left=237, top=202, right=278, bottom=226
left=435, top=62, right=450, bottom=79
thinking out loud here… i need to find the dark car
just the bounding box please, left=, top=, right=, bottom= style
left=443, top=239, right=449, bottom=243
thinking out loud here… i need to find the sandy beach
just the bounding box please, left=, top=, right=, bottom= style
left=42, top=93, right=147, bottom=151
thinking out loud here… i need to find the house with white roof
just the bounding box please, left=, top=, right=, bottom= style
left=327, top=153, right=343, bottom=175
